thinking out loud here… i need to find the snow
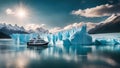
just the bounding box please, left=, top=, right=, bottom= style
left=0, top=23, right=25, bottom=34
left=102, top=14, right=118, bottom=23
left=0, top=23, right=49, bottom=34
left=0, top=23, right=4, bottom=29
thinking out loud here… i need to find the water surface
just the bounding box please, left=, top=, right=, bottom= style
left=0, top=39, right=120, bottom=68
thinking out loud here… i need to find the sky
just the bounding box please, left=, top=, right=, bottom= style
left=0, top=0, right=120, bottom=29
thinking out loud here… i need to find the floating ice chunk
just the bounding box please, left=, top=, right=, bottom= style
left=94, top=38, right=119, bottom=45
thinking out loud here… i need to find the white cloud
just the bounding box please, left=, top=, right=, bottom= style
left=64, top=23, right=81, bottom=30
left=86, top=22, right=97, bottom=30
left=49, top=23, right=81, bottom=33
left=6, top=8, right=15, bottom=15
left=72, top=4, right=120, bottom=17
left=49, top=27, right=62, bottom=33
left=49, top=22, right=97, bottom=33
left=24, top=24, right=46, bottom=31
left=6, top=8, right=27, bottom=18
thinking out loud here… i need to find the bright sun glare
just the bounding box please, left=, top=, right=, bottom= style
left=17, top=9, right=26, bottom=18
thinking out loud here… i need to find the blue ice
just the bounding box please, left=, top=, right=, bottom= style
left=94, top=38, right=120, bottom=45
left=11, top=24, right=93, bottom=46
left=10, top=24, right=120, bottom=46
left=63, top=24, right=92, bottom=45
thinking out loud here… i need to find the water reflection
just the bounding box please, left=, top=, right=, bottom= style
left=0, top=40, right=120, bottom=68
left=94, top=45, right=120, bottom=65
left=40, top=46, right=92, bottom=61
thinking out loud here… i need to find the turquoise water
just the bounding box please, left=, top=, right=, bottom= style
left=0, top=44, right=120, bottom=68
left=0, top=33, right=120, bottom=68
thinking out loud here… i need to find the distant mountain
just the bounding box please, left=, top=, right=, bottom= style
left=0, top=23, right=49, bottom=35
left=0, top=23, right=27, bottom=35
left=88, top=14, right=120, bottom=34
left=0, top=32, right=11, bottom=39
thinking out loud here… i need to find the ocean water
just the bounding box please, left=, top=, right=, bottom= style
left=0, top=33, right=120, bottom=68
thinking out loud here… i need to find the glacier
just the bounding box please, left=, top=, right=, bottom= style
left=69, top=24, right=92, bottom=45
left=10, top=24, right=120, bottom=46
left=10, top=24, right=93, bottom=46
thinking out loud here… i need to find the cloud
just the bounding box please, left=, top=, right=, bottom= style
left=49, top=22, right=97, bottom=33
left=49, top=27, right=62, bottom=33
left=6, top=8, right=15, bottom=15
left=72, top=4, right=120, bottom=17
left=23, top=23, right=97, bottom=33
left=64, top=23, right=82, bottom=30
left=25, top=24, right=46, bottom=31
left=49, top=23, right=82, bottom=33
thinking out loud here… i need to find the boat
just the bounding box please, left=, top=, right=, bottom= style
left=27, top=37, right=49, bottom=47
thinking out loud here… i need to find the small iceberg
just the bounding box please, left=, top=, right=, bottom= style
left=94, top=38, right=120, bottom=45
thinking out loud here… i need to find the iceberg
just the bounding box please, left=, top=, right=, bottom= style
left=70, top=24, right=92, bottom=45
left=94, top=38, right=120, bottom=45
left=63, top=24, right=92, bottom=45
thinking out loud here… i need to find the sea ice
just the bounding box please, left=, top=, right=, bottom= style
left=94, top=38, right=120, bottom=45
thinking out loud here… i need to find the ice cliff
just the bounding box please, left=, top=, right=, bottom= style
left=11, top=24, right=120, bottom=46
left=63, top=24, right=92, bottom=45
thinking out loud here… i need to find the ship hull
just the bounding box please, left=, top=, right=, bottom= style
left=27, top=42, right=48, bottom=47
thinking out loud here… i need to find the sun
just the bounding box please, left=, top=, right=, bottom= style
left=17, top=9, right=26, bottom=18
